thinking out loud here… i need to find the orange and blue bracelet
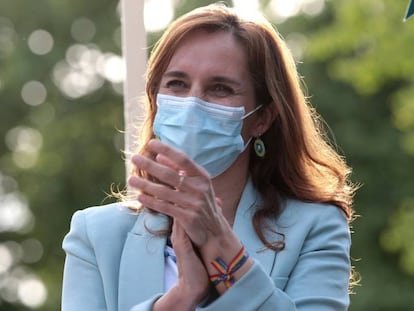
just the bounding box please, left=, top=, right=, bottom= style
left=209, top=246, right=249, bottom=288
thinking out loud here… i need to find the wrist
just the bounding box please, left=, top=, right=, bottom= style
left=199, top=234, right=253, bottom=295
left=209, top=245, right=250, bottom=286
left=200, top=228, right=240, bottom=261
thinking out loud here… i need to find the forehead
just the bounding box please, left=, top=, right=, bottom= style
left=165, top=29, right=250, bottom=79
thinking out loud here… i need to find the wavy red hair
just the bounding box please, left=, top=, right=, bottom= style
left=136, top=3, right=356, bottom=250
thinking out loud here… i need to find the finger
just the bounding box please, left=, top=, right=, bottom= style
left=136, top=191, right=200, bottom=222
left=156, top=153, right=184, bottom=174
left=146, top=140, right=218, bottom=199
left=128, top=174, right=191, bottom=213
left=129, top=170, right=219, bottom=218
left=138, top=193, right=209, bottom=246
left=215, top=197, right=223, bottom=206
left=156, top=154, right=189, bottom=190
left=147, top=139, right=210, bottom=178
left=171, top=220, right=185, bottom=247
left=128, top=170, right=211, bottom=218
left=135, top=191, right=179, bottom=218
left=171, top=221, right=184, bottom=275
left=172, top=221, right=198, bottom=261
left=172, top=221, right=191, bottom=277
left=128, top=175, right=178, bottom=203
left=129, top=177, right=194, bottom=218
left=131, top=154, right=182, bottom=189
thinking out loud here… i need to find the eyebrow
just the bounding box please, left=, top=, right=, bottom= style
left=162, top=70, right=243, bottom=87
left=162, top=71, right=189, bottom=79
left=210, top=76, right=242, bottom=87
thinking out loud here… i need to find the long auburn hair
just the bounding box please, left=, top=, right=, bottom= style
left=136, top=3, right=356, bottom=251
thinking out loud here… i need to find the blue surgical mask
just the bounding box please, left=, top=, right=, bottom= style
left=153, top=94, right=262, bottom=177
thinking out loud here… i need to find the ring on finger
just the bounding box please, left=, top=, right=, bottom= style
left=176, top=174, right=185, bottom=189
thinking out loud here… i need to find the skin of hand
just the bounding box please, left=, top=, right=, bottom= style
left=153, top=221, right=209, bottom=311
left=128, top=139, right=231, bottom=248
left=128, top=139, right=253, bottom=295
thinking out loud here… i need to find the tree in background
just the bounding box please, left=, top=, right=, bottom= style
left=0, top=0, right=413, bottom=310
left=0, top=1, right=124, bottom=309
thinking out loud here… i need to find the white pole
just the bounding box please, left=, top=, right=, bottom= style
left=120, top=0, right=147, bottom=178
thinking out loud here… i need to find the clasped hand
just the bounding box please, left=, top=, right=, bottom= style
left=128, top=139, right=238, bottom=307
left=128, top=139, right=230, bottom=247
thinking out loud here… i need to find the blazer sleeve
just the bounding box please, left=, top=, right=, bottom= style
left=62, top=210, right=162, bottom=311
left=198, top=205, right=351, bottom=311
left=62, top=210, right=108, bottom=311
left=284, top=206, right=351, bottom=311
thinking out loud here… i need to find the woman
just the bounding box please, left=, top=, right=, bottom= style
left=62, top=3, right=356, bottom=311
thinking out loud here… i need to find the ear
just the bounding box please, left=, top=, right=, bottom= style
left=252, top=104, right=276, bottom=137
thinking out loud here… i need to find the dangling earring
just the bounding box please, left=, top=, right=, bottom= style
left=254, top=136, right=266, bottom=158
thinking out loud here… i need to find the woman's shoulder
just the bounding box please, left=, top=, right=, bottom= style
left=75, top=200, right=138, bottom=217
left=284, top=198, right=346, bottom=214
left=62, top=202, right=143, bottom=272
left=273, top=199, right=351, bottom=264
left=278, top=198, right=349, bottom=231
left=67, top=201, right=140, bottom=242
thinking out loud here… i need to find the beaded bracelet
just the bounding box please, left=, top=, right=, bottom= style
left=209, top=246, right=249, bottom=288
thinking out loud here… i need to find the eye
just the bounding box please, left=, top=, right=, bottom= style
left=165, top=79, right=187, bottom=90
left=210, top=84, right=235, bottom=97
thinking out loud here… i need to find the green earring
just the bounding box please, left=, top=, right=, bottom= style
left=254, top=136, right=266, bottom=158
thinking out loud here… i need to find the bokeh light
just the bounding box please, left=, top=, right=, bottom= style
left=28, top=29, right=54, bottom=55
left=0, top=192, right=34, bottom=233
left=0, top=17, right=16, bottom=58
left=5, top=126, right=43, bottom=169
left=71, top=17, right=96, bottom=43
left=21, top=239, right=44, bottom=264
left=286, top=32, right=308, bottom=61
left=301, top=0, right=325, bottom=16
left=0, top=244, right=14, bottom=274
left=96, top=53, right=125, bottom=83
left=52, top=43, right=124, bottom=98
left=144, top=0, right=173, bottom=32
left=21, top=80, right=47, bottom=106
left=17, top=276, right=48, bottom=308
left=0, top=172, right=18, bottom=194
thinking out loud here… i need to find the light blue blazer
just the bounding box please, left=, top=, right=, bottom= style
left=62, top=179, right=351, bottom=311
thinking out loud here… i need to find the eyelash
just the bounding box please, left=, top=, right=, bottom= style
left=164, top=80, right=235, bottom=97
left=211, top=84, right=234, bottom=95
left=166, top=80, right=186, bottom=89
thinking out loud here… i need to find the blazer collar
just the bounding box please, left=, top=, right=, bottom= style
left=233, top=178, right=278, bottom=275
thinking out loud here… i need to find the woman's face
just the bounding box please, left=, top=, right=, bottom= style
left=158, top=29, right=261, bottom=140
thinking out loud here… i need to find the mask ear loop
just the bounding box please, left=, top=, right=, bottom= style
left=241, top=104, right=263, bottom=151
left=242, top=137, right=253, bottom=151
left=242, top=104, right=263, bottom=120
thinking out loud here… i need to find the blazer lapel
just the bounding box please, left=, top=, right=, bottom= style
left=118, top=210, right=169, bottom=311
left=233, top=179, right=278, bottom=276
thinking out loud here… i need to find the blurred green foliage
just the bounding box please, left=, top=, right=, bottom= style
left=274, top=1, right=414, bottom=309
left=0, top=0, right=124, bottom=309
left=0, top=0, right=413, bottom=310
